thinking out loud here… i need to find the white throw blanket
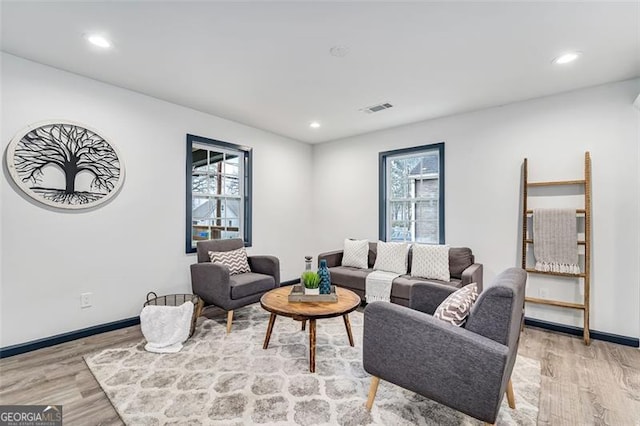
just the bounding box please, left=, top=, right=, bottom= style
left=365, top=270, right=401, bottom=303
left=533, top=208, right=580, bottom=274
left=140, top=302, right=194, bottom=353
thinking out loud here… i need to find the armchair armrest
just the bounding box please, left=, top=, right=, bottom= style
left=190, top=263, right=231, bottom=308
left=409, top=281, right=458, bottom=315
left=363, top=302, right=508, bottom=423
left=318, top=249, right=343, bottom=268
left=462, top=263, right=483, bottom=292
left=248, top=255, right=280, bottom=287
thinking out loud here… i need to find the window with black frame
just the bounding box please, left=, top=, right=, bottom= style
left=379, top=143, right=444, bottom=244
left=186, top=134, right=252, bottom=253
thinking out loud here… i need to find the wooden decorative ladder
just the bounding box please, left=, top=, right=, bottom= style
left=521, top=152, right=592, bottom=345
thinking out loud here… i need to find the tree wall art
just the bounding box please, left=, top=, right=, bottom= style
left=6, top=121, right=125, bottom=209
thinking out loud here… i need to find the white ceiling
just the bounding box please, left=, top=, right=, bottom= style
left=1, top=1, right=639, bottom=144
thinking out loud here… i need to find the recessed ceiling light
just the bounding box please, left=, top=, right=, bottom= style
left=329, top=45, right=349, bottom=58
left=86, top=34, right=112, bottom=49
left=309, top=121, right=321, bottom=129
left=553, top=51, right=581, bottom=65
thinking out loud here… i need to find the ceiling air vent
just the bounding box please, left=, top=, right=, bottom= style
left=360, top=102, right=393, bottom=114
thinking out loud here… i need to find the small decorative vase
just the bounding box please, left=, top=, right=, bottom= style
left=305, top=287, right=319, bottom=295
left=318, top=259, right=332, bottom=295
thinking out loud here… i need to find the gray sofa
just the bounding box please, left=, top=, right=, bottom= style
left=317, top=242, right=483, bottom=306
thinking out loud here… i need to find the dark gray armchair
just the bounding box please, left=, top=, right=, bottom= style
left=190, top=239, right=280, bottom=333
left=363, top=267, right=527, bottom=425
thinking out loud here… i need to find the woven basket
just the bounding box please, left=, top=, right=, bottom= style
left=143, top=292, right=204, bottom=338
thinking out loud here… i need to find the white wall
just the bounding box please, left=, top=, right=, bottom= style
left=2, top=53, right=638, bottom=348
left=1, top=54, right=313, bottom=347
left=312, top=79, right=640, bottom=339
left=0, top=53, right=3, bottom=348
left=636, top=92, right=640, bottom=342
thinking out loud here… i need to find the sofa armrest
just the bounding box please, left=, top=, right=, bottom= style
left=363, top=301, right=508, bottom=423
left=248, top=255, right=280, bottom=287
left=462, top=263, right=483, bottom=292
left=409, top=281, right=458, bottom=315
left=190, top=262, right=231, bottom=307
left=318, top=250, right=343, bottom=268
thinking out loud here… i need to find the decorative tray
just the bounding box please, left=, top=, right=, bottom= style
left=288, top=285, right=338, bottom=303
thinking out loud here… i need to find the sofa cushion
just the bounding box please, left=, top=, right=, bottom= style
left=449, top=247, right=474, bottom=279
left=411, top=244, right=450, bottom=281
left=342, top=239, right=369, bottom=269
left=367, top=242, right=378, bottom=268
left=330, top=268, right=463, bottom=300
left=392, top=275, right=462, bottom=300
left=433, top=283, right=479, bottom=326
left=229, top=272, right=275, bottom=299
left=329, top=266, right=372, bottom=291
left=373, top=241, right=409, bottom=274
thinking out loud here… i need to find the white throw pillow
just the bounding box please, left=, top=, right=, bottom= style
left=433, top=283, right=478, bottom=326
left=411, top=244, right=450, bottom=281
left=341, top=239, right=369, bottom=269
left=373, top=241, right=409, bottom=274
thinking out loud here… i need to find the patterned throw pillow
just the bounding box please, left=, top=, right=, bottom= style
left=434, top=283, right=479, bottom=327
left=411, top=244, right=450, bottom=281
left=208, top=247, right=251, bottom=275
left=373, top=241, right=409, bottom=274
left=341, top=239, right=369, bottom=269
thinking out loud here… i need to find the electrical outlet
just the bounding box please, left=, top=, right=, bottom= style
left=539, top=288, right=549, bottom=299
left=81, top=292, right=92, bottom=308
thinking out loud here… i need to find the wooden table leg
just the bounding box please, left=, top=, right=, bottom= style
left=343, top=314, right=355, bottom=347
left=263, top=313, right=277, bottom=349
left=309, top=319, right=316, bottom=373
left=301, top=319, right=306, bottom=331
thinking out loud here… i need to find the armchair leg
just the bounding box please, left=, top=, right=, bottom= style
left=226, top=310, right=234, bottom=334
left=506, top=378, right=516, bottom=409
left=365, top=376, right=380, bottom=411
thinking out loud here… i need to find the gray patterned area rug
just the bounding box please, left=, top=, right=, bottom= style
left=85, top=304, right=540, bottom=425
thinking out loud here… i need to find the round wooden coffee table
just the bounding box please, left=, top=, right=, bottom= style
left=260, top=286, right=360, bottom=373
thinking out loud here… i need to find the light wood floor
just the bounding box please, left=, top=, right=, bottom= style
left=1, top=307, right=639, bottom=425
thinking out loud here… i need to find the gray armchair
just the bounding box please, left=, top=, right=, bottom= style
left=190, top=239, right=280, bottom=333
left=363, top=267, right=527, bottom=425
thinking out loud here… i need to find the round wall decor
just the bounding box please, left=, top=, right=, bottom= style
left=6, top=121, right=125, bottom=209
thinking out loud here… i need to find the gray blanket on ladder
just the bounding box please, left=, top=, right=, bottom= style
left=533, top=208, right=580, bottom=274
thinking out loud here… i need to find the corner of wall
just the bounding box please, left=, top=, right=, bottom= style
left=635, top=92, right=640, bottom=341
